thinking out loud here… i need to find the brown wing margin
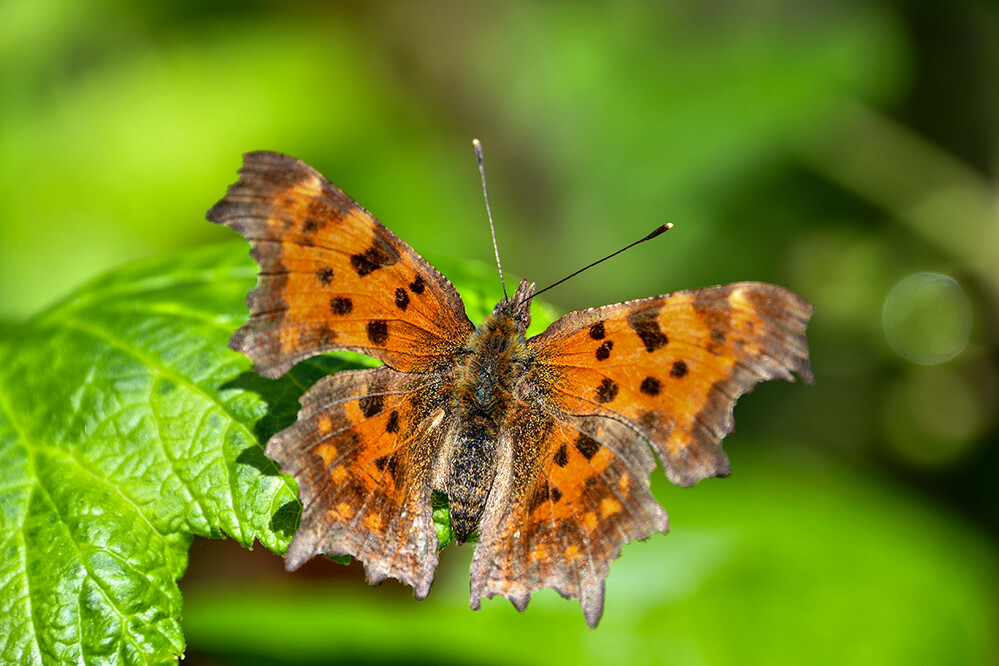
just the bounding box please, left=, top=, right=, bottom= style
left=266, top=365, right=447, bottom=596
left=208, top=151, right=474, bottom=377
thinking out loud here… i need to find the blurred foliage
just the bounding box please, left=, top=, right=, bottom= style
left=1, top=0, right=997, bottom=663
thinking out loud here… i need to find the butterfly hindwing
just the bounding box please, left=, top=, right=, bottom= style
left=529, top=282, right=814, bottom=486
left=267, top=365, right=446, bottom=596
left=470, top=409, right=667, bottom=627
left=208, top=151, right=474, bottom=377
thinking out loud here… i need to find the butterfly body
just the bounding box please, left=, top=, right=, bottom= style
left=445, top=281, right=536, bottom=542
left=208, top=150, right=814, bottom=628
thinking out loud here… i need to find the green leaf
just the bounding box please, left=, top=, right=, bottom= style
left=0, top=242, right=538, bottom=664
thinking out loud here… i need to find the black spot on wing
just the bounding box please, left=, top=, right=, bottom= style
left=330, top=297, right=353, bottom=315
left=386, top=410, right=400, bottom=434
left=595, top=378, right=619, bottom=403
left=528, top=484, right=564, bottom=509
left=395, top=287, right=410, bottom=311
left=627, top=307, right=668, bottom=352
left=409, top=275, right=426, bottom=294
left=574, top=433, right=600, bottom=460
left=374, top=453, right=398, bottom=477
left=640, top=376, right=662, bottom=396
left=595, top=340, right=613, bottom=361
left=359, top=394, right=384, bottom=418
left=350, top=236, right=397, bottom=277
left=366, top=320, right=388, bottom=345
left=670, top=360, right=688, bottom=378
left=553, top=443, right=569, bottom=467
left=316, top=267, right=334, bottom=285
left=589, top=322, right=605, bottom=340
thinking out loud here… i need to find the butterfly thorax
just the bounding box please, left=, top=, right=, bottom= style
left=454, top=308, right=529, bottom=418
left=445, top=282, right=535, bottom=543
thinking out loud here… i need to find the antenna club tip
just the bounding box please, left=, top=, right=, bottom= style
left=472, top=138, right=482, bottom=148
left=642, top=223, right=673, bottom=241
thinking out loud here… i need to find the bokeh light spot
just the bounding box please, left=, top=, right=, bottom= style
left=883, top=273, right=971, bottom=364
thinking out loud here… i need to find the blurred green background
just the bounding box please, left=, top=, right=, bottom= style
left=3, top=1, right=997, bottom=664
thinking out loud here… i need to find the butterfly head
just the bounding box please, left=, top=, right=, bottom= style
left=491, top=279, right=535, bottom=334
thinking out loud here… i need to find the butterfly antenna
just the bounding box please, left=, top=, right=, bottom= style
left=473, top=139, right=508, bottom=301
left=532, top=223, right=674, bottom=300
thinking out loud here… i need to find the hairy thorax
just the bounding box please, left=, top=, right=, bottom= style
left=444, top=306, right=533, bottom=543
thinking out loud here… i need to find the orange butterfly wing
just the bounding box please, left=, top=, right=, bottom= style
left=208, top=151, right=474, bottom=592
left=267, top=366, right=446, bottom=596
left=532, top=282, right=814, bottom=485
left=207, top=151, right=474, bottom=376
left=471, top=412, right=667, bottom=627
left=471, top=282, right=812, bottom=625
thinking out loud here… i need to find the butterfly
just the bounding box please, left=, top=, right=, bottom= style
left=207, top=149, right=813, bottom=628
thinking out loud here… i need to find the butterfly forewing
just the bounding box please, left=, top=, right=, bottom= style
left=208, top=151, right=474, bottom=377
left=529, top=282, right=814, bottom=486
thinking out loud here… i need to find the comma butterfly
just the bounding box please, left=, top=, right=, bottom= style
left=207, top=148, right=813, bottom=628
